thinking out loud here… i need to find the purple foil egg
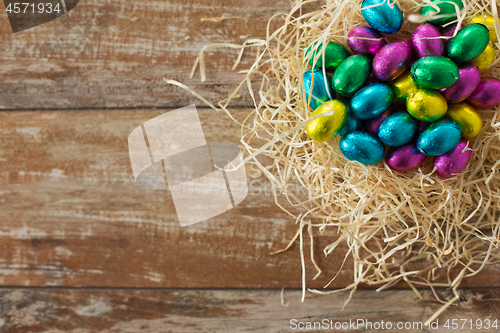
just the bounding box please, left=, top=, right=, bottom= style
left=347, top=26, right=388, bottom=57
left=441, top=65, right=481, bottom=103
left=441, top=23, right=460, bottom=45
left=364, top=108, right=392, bottom=135
left=467, top=77, right=500, bottom=109
left=365, top=73, right=382, bottom=85
left=434, top=139, right=472, bottom=178
left=411, top=24, right=444, bottom=58
left=373, top=40, right=412, bottom=81
left=386, top=143, right=427, bottom=172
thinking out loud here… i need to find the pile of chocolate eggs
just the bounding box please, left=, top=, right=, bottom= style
left=303, top=0, right=500, bottom=178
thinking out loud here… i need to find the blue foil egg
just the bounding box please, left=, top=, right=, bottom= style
left=338, top=98, right=363, bottom=137
left=378, top=111, right=419, bottom=146
left=417, top=119, right=462, bottom=156
left=351, top=83, right=393, bottom=120
left=361, top=0, right=404, bottom=34
left=340, top=131, right=386, bottom=165
left=303, top=69, right=334, bottom=110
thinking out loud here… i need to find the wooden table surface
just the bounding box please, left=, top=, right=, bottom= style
left=1, top=0, right=499, bottom=332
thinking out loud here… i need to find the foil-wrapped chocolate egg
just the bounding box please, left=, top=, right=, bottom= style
left=306, top=40, right=349, bottom=71
left=364, top=108, right=392, bottom=135
left=441, top=23, right=459, bottom=45
left=378, top=111, right=419, bottom=146
left=470, top=43, right=495, bottom=73
left=303, top=69, right=334, bottom=110
left=441, top=65, right=481, bottom=103
left=333, top=55, right=371, bottom=96
left=420, top=0, right=464, bottom=26
left=306, top=100, right=348, bottom=142
left=361, top=0, right=403, bottom=34
left=411, top=24, right=444, bottom=58
left=390, top=72, right=418, bottom=104
left=467, top=77, right=500, bottom=109
left=448, top=24, right=490, bottom=63
left=407, top=89, right=448, bottom=121
left=340, top=131, right=385, bottom=165
left=446, top=103, right=483, bottom=138
left=411, top=56, right=459, bottom=90
left=471, top=14, right=498, bottom=43
left=417, top=119, right=462, bottom=156
left=373, top=40, right=412, bottom=81
left=351, top=83, right=393, bottom=120
left=434, top=139, right=472, bottom=178
left=347, top=26, right=387, bottom=57
left=386, top=143, right=427, bottom=172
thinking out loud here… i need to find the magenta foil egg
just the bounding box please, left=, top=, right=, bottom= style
left=441, top=23, right=459, bottom=45
left=434, top=139, right=472, bottom=178
left=441, top=65, right=481, bottom=103
left=386, top=143, right=427, bottom=172
left=364, top=108, right=392, bottom=135
left=347, top=26, right=388, bottom=57
left=467, top=77, right=500, bottom=109
left=411, top=24, right=444, bottom=58
left=373, top=40, right=412, bottom=81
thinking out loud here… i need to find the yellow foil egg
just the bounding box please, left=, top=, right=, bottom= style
left=471, top=14, right=498, bottom=43
left=390, top=71, right=418, bottom=104
left=470, top=43, right=496, bottom=73
left=306, top=100, right=348, bottom=142
left=406, top=89, right=448, bottom=122
left=447, top=103, right=483, bottom=138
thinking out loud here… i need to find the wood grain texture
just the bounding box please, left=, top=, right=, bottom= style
left=0, top=288, right=499, bottom=332
left=0, top=0, right=285, bottom=109
left=1, top=108, right=499, bottom=289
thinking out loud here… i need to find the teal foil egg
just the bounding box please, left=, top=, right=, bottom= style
left=411, top=56, right=459, bottom=90
left=378, top=111, right=419, bottom=146
left=361, top=0, right=403, bottom=34
left=417, top=119, right=462, bottom=156
left=338, top=101, right=363, bottom=137
left=447, top=24, right=490, bottom=63
left=303, top=69, right=334, bottom=110
left=351, top=83, right=393, bottom=120
left=340, top=131, right=386, bottom=165
left=333, top=55, right=371, bottom=96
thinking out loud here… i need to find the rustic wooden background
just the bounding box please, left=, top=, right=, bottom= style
left=1, top=0, right=499, bottom=331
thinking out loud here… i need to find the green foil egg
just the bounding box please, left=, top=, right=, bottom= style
left=306, top=100, right=348, bottom=142
left=420, top=0, right=464, bottom=26
left=306, top=40, right=349, bottom=71
left=448, top=24, right=490, bottom=63
left=411, top=56, right=459, bottom=90
left=333, top=55, right=371, bottom=96
left=407, top=89, right=448, bottom=122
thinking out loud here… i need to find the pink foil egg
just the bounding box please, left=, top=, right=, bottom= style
left=441, top=23, right=459, bottom=45
left=441, top=65, right=481, bottom=103
left=386, top=143, right=427, bottom=172
left=434, top=139, right=472, bottom=178
left=411, top=24, right=444, bottom=58
left=348, top=26, right=388, bottom=57
left=466, top=77, right=500, bottom=109
left=364, top=108, right=392, bottom=135
left=373, top=40, right=412, bottom=81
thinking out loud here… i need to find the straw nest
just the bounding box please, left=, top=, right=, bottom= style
left=168, top=0, right=500, bottom=324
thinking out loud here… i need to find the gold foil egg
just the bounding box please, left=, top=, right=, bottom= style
left=306, top=100, right=348, bottom=142
left=407, top=89, right=448, bottom=122
left=447, top=103, right=483, bottom=139
left=391, top=72, right=418, bottom=103
left=471, top=14, right=498, bottom=43
left=470, top=43, right=496, bottom=73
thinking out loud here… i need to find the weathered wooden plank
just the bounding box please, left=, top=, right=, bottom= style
left=0, top=288, right=498, bottom=332
left=0, top=108, right=499, bottom=288
left=0, top=0, right=285, bottom=109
